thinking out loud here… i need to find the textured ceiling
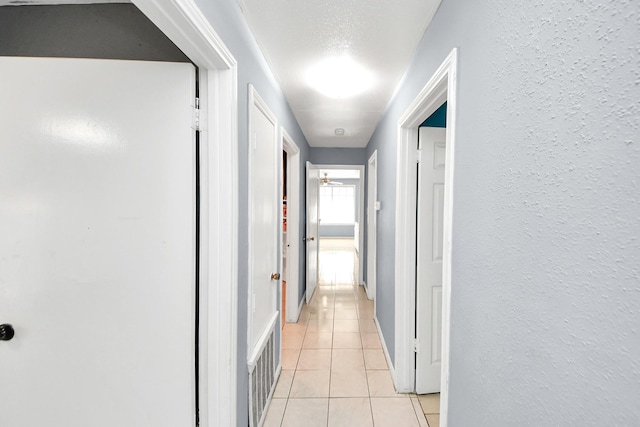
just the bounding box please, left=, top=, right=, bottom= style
left=238, top=0, right=441, bottom=148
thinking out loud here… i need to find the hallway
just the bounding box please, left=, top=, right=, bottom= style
left=264, top=239, right=440, bottom=426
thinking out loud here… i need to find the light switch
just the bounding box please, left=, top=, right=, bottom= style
left=375, top=201, right=381, bottom=210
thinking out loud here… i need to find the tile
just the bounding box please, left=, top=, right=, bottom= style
left=281, top=398, right=328, bottom=427
left=273, top=370, right=294, bottom=398
left=334, top=300, right=356, bottom=309
left=333, top=332, right=362, bottom=348
left=367, top=370, right=404, bottom=398
left=328, top=397, right=374, bottom=427
left=364, top=349, right=388, bottom=370
left=307, top=318, right=334, bottom=332
left=302, top=331, right=333, bottom=349
left=334, top=319, right=360, bottom=333
left=361, top=332, right=382, bottom=349
left=334, top=308, right=358, bottom=319
left=289, top=370, right=330, bottom=397
left=371, top=398, right=421, bottom=427
left=262, top=398, right=286, bottom=427
left=330, top=369, right=369, bottom=397
left=282, top=330, right=305, bottom=349
left=281, top=349, right=300, bottom=370
left=332, top=349, right=365, bottom=370
left=297, top=349, right=331, bottom=370
left=309, top=308, right=335, bottom=319
left=357, top=308, right=375, bottom=320
left=359, top=319, right=378, bottom=333
left=411, top=397, right=430, bottom=427
left=418, top=393, right=440, bottom=414
left=283, top=322, right=307, bottom=334
left=425, top=414, right=440, bottom=427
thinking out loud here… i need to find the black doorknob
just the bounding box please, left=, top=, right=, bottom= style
left=0, top=324, right=15, bottom=341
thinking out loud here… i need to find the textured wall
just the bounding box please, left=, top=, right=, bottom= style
left=367, top=0, right=640, bottom=424
left=190, top=0, right=311, bottom=424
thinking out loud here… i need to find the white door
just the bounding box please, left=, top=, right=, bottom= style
left=305, top=162, right=320, bottom=303
left=247, top=88, right=279, bottom=357
left=0, top=57, right=196, bottom=426
left=366, top=151, right=378, bottom=300
left=415, top=126, right=446, bottom=394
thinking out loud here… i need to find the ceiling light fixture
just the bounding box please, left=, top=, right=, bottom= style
left=307, top=56, right=373, bottom=99
left=335, top=128, right=345, bottom=136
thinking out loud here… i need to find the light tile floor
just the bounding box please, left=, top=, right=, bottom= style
left=264, top=239, right=440, bottom=427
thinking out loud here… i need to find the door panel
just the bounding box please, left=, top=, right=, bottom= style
left=366, top=151, right=377, bottom=300
left=0, top=57, right=195, bottom=426
left=305, top=162, right=319, bottom=303
left=248, top=94, right=279, bottom=355
left=416, top=126, right=446, bottom=394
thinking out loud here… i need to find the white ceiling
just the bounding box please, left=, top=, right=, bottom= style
left=237, top=0, right=441, bottom=148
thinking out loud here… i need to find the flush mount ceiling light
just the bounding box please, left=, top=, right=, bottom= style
left=307, top=56, right=374, bottom=99
left=335, top=128, right=345, bottom=136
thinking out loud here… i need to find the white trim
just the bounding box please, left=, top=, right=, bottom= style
left=247, top=84, right=279, bottom=363
left=247, top=312, right=279, bottom=367
left=281, top=128, right=301, bottom=323
left=366, top=150, right=378, bottom=300
left=130, top=1, right=239, bottom=426
left=313, top=164, right=366, bottom=285
left=394, top=48, right=457, bottom=426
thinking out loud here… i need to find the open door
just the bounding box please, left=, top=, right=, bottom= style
left=305, top=162, right=320, bottom=303
left=415, top=126, right=446, bottom=394
left=0, top=57, right=196, bottom=426
left=366, top=151, right=378, bottom=300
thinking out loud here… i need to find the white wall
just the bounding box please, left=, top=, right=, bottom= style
left=367, top=0, right=640, bottom=424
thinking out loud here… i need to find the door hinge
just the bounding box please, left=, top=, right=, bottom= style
left=413, top=338, right=419, bottom=353
left=192, top=97, right=200, bottom=131
left=416, top=149, right=422, bottom=164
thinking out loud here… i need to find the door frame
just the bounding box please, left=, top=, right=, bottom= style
left=313, top=164, right=366, bottom=285
left=394, top=48, right=457, bottom=426
left=281, top=128, right=302, bottom=322
left=119, top=1, right=240, bottom=425
left=366, top=150, right=378, bottom=300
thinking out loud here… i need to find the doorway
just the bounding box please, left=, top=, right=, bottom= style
left=314, top=165, right=366, bottom=287
left=281, top=129, right=302, bottom=323
left=366, top=150, right=378, bottom=301
left=394, top=49, right=458, bottom=426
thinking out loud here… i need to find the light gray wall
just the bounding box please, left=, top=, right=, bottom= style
left=309, top=147, right=367, bottom=165
left=319, top=178, right=360, bottom=238
left=190, top=0, right=312, bottom=424
left=367, top=0, right=640, bottom=425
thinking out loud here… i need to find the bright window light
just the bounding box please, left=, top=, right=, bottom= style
left=307, top=56, right=374, bottom=98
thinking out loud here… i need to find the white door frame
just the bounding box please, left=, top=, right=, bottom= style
left=281, top=128, right=302, bottom=322
left=122, top=1, right=239, bottom=425
left=314, top=164, right=366, bottom=285
left=366, top=150, right=378, bottom=300
left=5, top=1, right=239, bottom=425
left=394, top=48, right=457, bottom=427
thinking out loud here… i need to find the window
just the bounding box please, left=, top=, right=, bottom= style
left=319, top=185, right=355, bottom=224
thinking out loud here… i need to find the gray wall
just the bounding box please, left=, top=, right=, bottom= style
left=309, top=147, right=367, bottom=165
left=0, top=4, right=189, bottom=62
left=367, top=0, right=640, bottom=425
left=187, top=0, right=313, bottom=424
left=319, top=179, right=361, bottom=238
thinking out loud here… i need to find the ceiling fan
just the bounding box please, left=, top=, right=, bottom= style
left=321, top=173, right=343, bottom=186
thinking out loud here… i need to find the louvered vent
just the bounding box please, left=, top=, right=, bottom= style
left=249, top=326, right=277, bottom=427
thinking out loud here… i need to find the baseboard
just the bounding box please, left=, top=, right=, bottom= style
left=374, top=317, right=397, bottom=390
left=297, top=297, right=304, bottom=320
